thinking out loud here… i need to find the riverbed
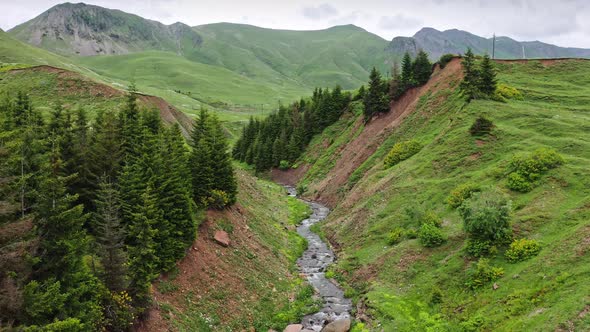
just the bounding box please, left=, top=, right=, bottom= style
left=286, top=187, right=352, bottom=331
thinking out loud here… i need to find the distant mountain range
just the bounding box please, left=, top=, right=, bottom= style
left=4, top=2, right=590, bottom=106
left=10, top=2, right=590, bottom=62
left=388, top=27, right=590, bottom=60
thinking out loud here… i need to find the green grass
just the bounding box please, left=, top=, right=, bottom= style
left=287, top=196, right=312, bottom=225
left=298, top=60, right=590, bottom=331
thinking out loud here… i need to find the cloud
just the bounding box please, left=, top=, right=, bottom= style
left=302, top=3, right=339, bottom=20
left=377, top=14, right=422, bottom=30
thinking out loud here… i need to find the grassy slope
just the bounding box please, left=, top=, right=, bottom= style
left=296, top=60, right=590, bottom=330
left=73, top=50, right=309, bottom=108
left=192, top=23, right=391, bottom=89
left=142, top=166, right=315, bottom=331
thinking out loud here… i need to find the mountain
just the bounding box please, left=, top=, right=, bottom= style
left=8, top=2, right=202, bottom=56
left=387, top=27, right=590, bottom=60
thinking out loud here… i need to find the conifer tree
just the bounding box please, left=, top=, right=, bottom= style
left=126, top=183, right=160, bottom=309
left=363, top=67, right=389, bottom=121
left=413, top=50, right=433, bottom=85
left=89, top=110, right=122, bottom=184
left=208, top=115, right=237, bottom=205
left=478, top=54, right=497, bottom=96
left=190, top=109, right=214, bottom=206
left=94, top=178, right=128, bottom=292
left=120, top=87, right=142, bottom=161
left=460, top=48, right=480, bottom=100
left=401, top=52, right=415, bottom=90
left=158, top=124, right=195, bottom=265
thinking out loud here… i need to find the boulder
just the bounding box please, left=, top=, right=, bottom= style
left=321, top=319, right=351, bottom=332
left=283, top=324, right=303, bottom=332
left=214, top=230, right=230, bottom=247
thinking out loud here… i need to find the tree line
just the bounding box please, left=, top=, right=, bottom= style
left=233, top=50, right=436, bottom=173
left=460, top=48, right=497, bottom=100
left=0, top=89, right=236, bottom=330
left=363, top=50, right=433, bottom=121
left=232, top=86, right=351, bottom=172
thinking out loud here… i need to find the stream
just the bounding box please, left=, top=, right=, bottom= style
left=286, top=186, right=352, bottom=331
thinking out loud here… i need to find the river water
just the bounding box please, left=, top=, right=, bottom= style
left=286, top=187, right=352, bottom=331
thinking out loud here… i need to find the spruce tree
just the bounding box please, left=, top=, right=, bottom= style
left=460, top=48, right=480, bottom=100
left=158, top=124, right=195, bottom=265
left=126, top=183, right=160, bottom=309
left=94, top=178, right=128, bottom=292
left=401, top=52, right=414, bottom=90
left=189, top=109, right=214, bottom=206
left=363, top=67, right=389, bottom=121
left=208, top=116, right=237, bottom=205
left=413, top=50, right=432, bottom=85
left=478, top=54, right=497, bottom=96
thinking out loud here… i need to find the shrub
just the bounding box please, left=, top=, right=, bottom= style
left=387, top=227, right=404, bottom=245
left=469, top=116, right=494, bottom=136
left=505, top=239, right=541, bottom=262
left=279, top=160, right=290, bottom=170
left=205, top=189, right=230, bottom=209
left=465, top=239, right=494, bottom=258
left=465, top=258, right=504, bottom=289
left=459, top=188, right=512, bottom=243
left=430, top=287, right=443, bottom=305
left=439, top=54, right=455, bottom=69
left=507, top=148, right=564, bottom=192
left=422, top=210, right=442, bottom=227
left=419, top=223, right=446, bottom=247
left=404, top=228, right=418, bottom=239
left=506, top=172, right=532, bottom=192
left=384, top=140, right=422, bottom=167
left=495, top=83, right=523, bottom=100
left=447, top=182, right=481, bottom=209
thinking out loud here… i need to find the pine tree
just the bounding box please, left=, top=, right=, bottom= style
left=89, top=110, right=122, bottom=184
left=460, top=48, right=480, bottom=100
left=119, top=88, right=142, bottom=161
left=208, top=116, right=237, bottom=205
left=189, top=110, right=214, bottom=206
left=126, top=183, right=160, bottom=309
left=413, top=50, right=432, bottom=85
left=363, top=67, right=389, bottom=121
left=478, top=54, right=497, bottom=96
left=389, top=62, right=402, bottom=100
left=94, top=178, right=128, bottom=292
left=69, top=108, right=94, bottom=210
left=401, top=52, right=414, bottom=90
left=158, top=124, right=195, bottom=266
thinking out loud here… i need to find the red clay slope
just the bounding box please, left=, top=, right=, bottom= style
left=288, top=58, right=463, bottom=207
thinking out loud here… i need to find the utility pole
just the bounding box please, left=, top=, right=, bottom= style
left=522, top=45, right=526, bottom=59
left=492, top=33, right=496, bottom=59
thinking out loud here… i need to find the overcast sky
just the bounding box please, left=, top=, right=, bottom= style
left=1, top=0, right=589, bottom=48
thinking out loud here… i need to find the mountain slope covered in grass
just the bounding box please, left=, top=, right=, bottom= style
left=278, top=58, right=590, bottom=330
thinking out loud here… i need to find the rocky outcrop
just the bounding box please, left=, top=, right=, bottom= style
left=214, top=230, right=230, bottom=247
left=283, top=324, right=303, bottom=332
left=8, top=2, right=202, bottom=56
left=321, top=319, right=351, bottom=332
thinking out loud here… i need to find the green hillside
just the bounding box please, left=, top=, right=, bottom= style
left=191, top=23, right=392, bottom=89
left=73, top=50, right=309, bottom=107
left=290, top=59, right=590, bottom=330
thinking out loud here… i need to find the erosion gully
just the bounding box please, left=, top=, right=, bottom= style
left=285, top=186, right=352, bottom=331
